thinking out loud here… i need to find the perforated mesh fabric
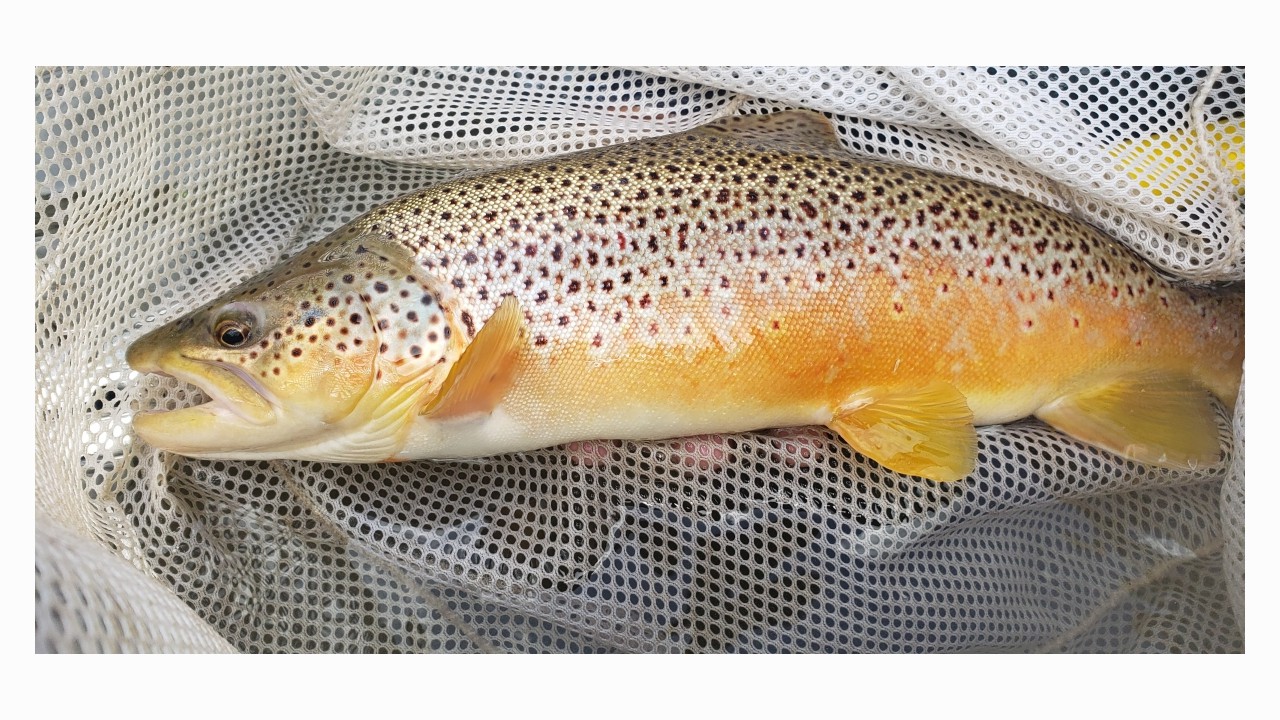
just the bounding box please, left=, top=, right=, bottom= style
left=34, top=66, right=1245, bottom=653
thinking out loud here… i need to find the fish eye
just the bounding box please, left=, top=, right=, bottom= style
left=211, top=303, right=263, bottom=349
left=215, top=319, right=252, bottom=348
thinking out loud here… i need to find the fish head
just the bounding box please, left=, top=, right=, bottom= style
left=127, top=230, right=464, bottom=462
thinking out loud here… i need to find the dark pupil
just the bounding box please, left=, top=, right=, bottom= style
left=220, top=326, right=246, bottom=347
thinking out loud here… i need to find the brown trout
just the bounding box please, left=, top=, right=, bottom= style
left=126, top=111, right=1243, bottom=481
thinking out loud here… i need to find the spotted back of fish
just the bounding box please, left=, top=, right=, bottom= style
left=346, top=110, right=1241, bottom=409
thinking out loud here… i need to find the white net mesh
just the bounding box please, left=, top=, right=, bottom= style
left=35, top=66, right=1245, bottom=653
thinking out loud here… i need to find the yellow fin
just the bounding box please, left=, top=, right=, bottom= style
left=1035, top=374, right=1223, bottom=470
left=422, top=295, right=526, bottom=419
left=828, top=382, right=977, bottom=482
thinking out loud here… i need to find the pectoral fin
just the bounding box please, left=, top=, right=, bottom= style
left=422, top=295, right=526, bottom=419
left=828, top=383, right=977, bottom=482
left=1035, top=374, right=1223, bottom=470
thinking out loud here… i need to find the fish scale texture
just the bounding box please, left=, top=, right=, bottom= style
left=34, top=66, right=1245, bottom=653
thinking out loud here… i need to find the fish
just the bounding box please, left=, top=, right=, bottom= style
left=125, top=110, right=1244, bottom=482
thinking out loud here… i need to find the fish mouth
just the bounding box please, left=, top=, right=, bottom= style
left=175, top=357, right=279, bottom=425
left=141, top=355, right=278, bottom=425
left=128, top=348, right=280, bottom=452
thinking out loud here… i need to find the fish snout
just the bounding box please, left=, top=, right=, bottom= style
left=127, top=321, right=187, bottom=374
left=126, top=335, right=161, bottom=373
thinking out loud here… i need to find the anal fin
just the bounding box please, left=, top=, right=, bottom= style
left=828, top=382, right=977, bottom=483
left=1035, top=374, right=1223, bottom=470
left=422, top=295, right=526, bottom=419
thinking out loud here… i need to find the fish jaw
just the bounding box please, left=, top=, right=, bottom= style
left=132, top=403, right=275, bottom=460
left=128, top=339, right=289, bottom=457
